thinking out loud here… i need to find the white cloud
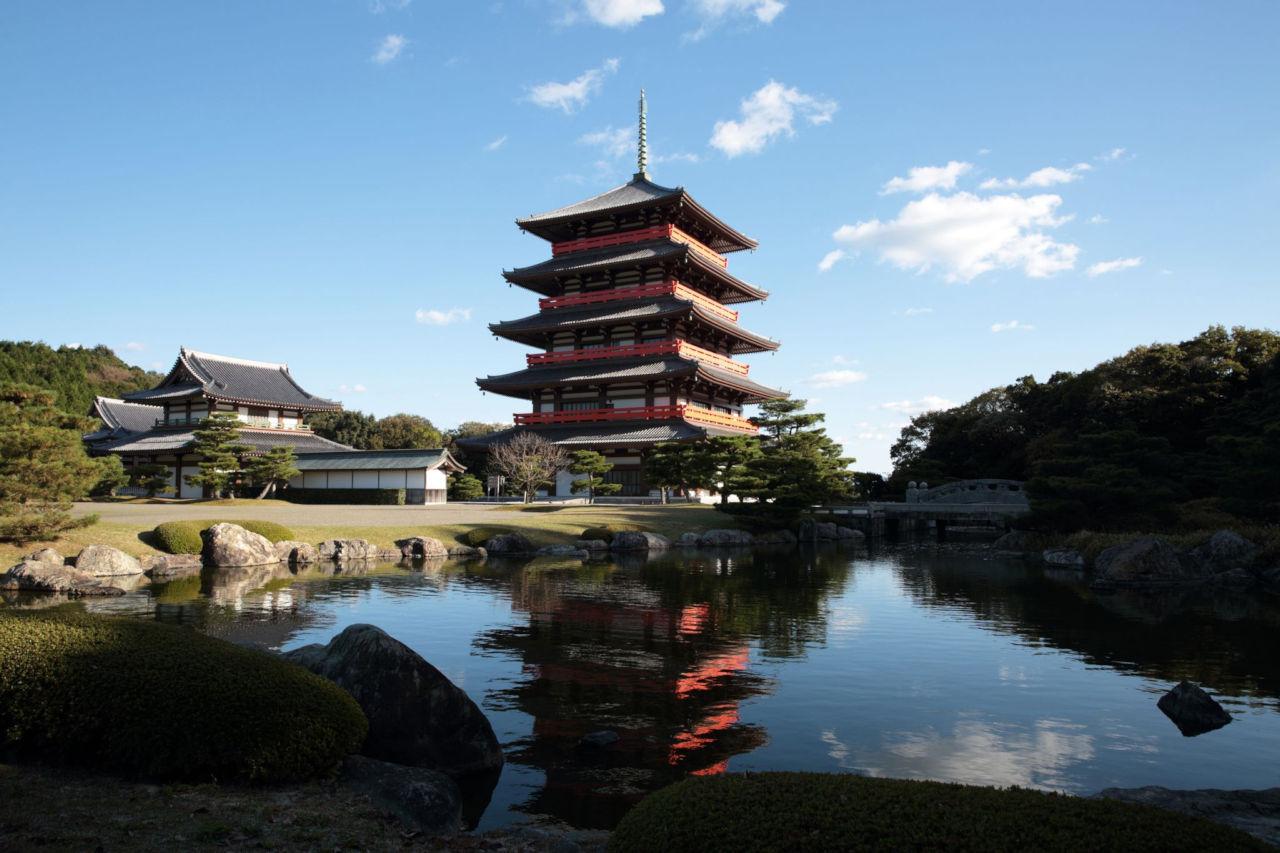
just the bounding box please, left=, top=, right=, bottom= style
left=834, top=191, right=1079, bottom=282
left=991, top=320, right=1035, bottom=333
left=415, top=307, right=472, bottom=325
left=369, top=0, right=410, bottom=11
left=710, top=80, right=836, bottom=157
left=1087, top=213, right=1107, bottom=224
left=527, top=58, right=619, bottom=113
left=65, top=343, right=82, bottom=349
left=879, top=395, right=955, bottom=414
left=578, top=125, right=634, bottom=159
left=881, top=161, right=972, bottom=195
left=654, top=151, right=701, bottom=164
left=977, top=147, right=992, bottom=155
left=817, top=249, right=846, bottom=272
left=1086, top=256, right=1143, bottom=277
left=688, top=0, right=785, bottom=38
left=339, top=383, right=368, bottom=393
left=809, top=369, right=868, bottom=388
left=124, top=341, right=145, bottom=351
left=372, top=34, right=407, bottom=64
left=903, top=307, right=933, bottom=316
left=485, top=135, right=507, bottom=151
left=580, top=0, right=664, bottom=27
left=1096, top=147, right=1127, bottom=162
left=980, top=162, right=1091, bottom=190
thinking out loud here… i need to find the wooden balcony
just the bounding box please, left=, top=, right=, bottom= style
left=538, top=279, right=739, bottom=322
left=526, top=339, right=749, bottom=375
left=551, top=224, right=728, bottom=269
left=514, top=404, right=758, bottom=434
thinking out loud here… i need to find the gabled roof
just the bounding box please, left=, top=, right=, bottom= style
left=476, top=356, right=787, bottom=402
left=294, top=448, right=465, bottom=473
left=103, top=427, right=352, bottom=455
left=91, top=396, right=161, bottom=434
left=516, top=176, right=758, bottom=254
left=503, top=239, right=768, bottom=304
left=489, top=297, right=780, bottom=354
left=456, top=420, right=722, bottom=450
left=124, top=348, right=341, bottom=412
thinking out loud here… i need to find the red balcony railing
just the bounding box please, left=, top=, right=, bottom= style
left=551, top=224, right=728, bottom=269
left=538, top=279, right=739, bottom=322
left=526, top=339, right=749, bottom=375
left=514, top=404, right=758, bottom=434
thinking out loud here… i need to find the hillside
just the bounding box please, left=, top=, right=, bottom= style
left=0, top=342, right=164, bottom=416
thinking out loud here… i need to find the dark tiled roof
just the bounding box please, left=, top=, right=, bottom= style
left=105, top=427, right=352, bottom=455
left=92, top=397, right=161, bottom=434
left=124, top=348, right=341, bottom=412
left=122, top=383, right=204, bottom=401
left=476, top=356, right=786, bottom=402
left=294, top=448, right=465, bottom=472
left=456, top=420, right=715, bottom=450
left=519, top=177, right=682, bottom=224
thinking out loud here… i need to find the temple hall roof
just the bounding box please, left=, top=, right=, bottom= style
left=124, top=348, right=342, bottom=412
left=476, top=356, right=786, bottom=402
left=104, top=427, right=352, bottom=455
left=456, top=420, right=729, bottom=450
left=294, top=448, right=465, bottom=473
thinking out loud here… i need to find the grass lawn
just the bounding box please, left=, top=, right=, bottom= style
left=0, top=502, right=737, bottom=565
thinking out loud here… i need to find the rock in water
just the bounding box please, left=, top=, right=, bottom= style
left=534, top=545, right=589, bottom=558
left=274, top=540, right=317, bottom=566
left=27, top=548, right=65, bottom=565
left=1042, top=548, right=1086, bottom=569
left=285, top=624, right=504, bottom=777
left=610, top=531, right=671, bottom=551
left=75, top=544, right=143, bottom=576
left=396, top=536, right=449, bottom=560
left=0, top=560, right=125, bottom=596
left=318, top=538, right=376, bottom=561
left=1091, top=536, right=1201, bottom=588
left=754, top=529, right=798, bottom=546
left=340, top=755, right=462, bottom=836
left=1187, top=530, right=1259, bottom=575
left=675, top=532, right=701, bottom=547
left=202, top=523, right=279, bottom=567
left=483, top=533, right=534, bottom=555
left=698, top=529, right=755, bottom=547
left=1157, top=681, right=1232, bottom=736
left=141, top=553, right=204, bottom=579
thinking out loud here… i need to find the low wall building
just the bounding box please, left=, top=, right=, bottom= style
left=289, top=449, right=465, bottom=504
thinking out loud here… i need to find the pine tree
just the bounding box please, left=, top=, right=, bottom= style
left=448, top=473, right=485, bottom=501
left=569, top=450, right=622, bottom=503
left=244, top=447, right=299, bottom=499
left=746, top=398, right=855, bottom=507
left=90, top=454, right=130, bottom=497
left=642, top=442, right=717, bottom=503
left=130, top=462, right=172, bottom=497
left=184, top=412, right=248, bottom=499
left=706, top=435, right=765, bottom=504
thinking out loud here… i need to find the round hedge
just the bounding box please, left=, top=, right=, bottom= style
left=152, top=519, right=298, bottom=554
left=0, top=612, right=367, bottom=783
left=609, top=773, right=1268, bottom=853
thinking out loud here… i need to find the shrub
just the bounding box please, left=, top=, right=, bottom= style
left=0, top=612, right=366, bottom=783
left=609, top=773, right=1267, bottom=853
left=461, top=527, right=504, bottom=547
left=233, top=520, right=295, bottom=543
left=150, top=519, right=297, bottom=554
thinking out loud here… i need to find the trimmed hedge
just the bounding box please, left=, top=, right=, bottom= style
left=284, top=488, right=405, bottom=505
left=151, top=519, right=297, bottom=554
left=0, top=612, right=366, bottom=783
left=609, top=773, right=1268, bottom=853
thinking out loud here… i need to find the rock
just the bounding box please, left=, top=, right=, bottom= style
left=835, top=526, right=866, bottom=542
left=578, top=730, right=620, bottom=749
left=376, top=548, right=401, bottom=561
left=318, top=538, right=377, bottom=561
left=675, top=532, right=701, bottom=547
left=74, top=544, right=143, bottom=576
left=340, top=755, right=462, bottom=837
left=1095, top=786, right=1280, bottom=847
left=284, top=624, right=503, bottom=778
left=1157, top=681, right=1232, bottom=736
left=754, top=529, right=798, bottom=546
left=1042, top=548, right=1086, bottom=569
left=992, top=530, right=1036, bottom=552
left=141, top=553, right=204, bottom=579
left=573, top=539, right=610, bottom=552
left=797, top=519, right=841, bottom=541
left=483, top=533, right=534, bottom=555
left=698, top=529, right=755, bottom=547
left=447, top=545, right=487, bottom=559
left=26, top=547, right=65, bottom=565
left=1187, top=530, right=1259, bottom=575
left=535, top=545, right=589, bottom=558
left=0, top=560, right=125, bottom=596
left=201, top=523, right=279, bottom=567
left=274, top=540, right=317, bottom=566
left=1091, top=536, right=1202, bottom=589
left=610, top=531, right=671, bottom=551
left=396, top=536, right=449, bottom=560
left=1205, top=568, right=1258, bottom=589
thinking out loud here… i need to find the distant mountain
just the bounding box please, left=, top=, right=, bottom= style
left=0, top=342, right=164, bottom=415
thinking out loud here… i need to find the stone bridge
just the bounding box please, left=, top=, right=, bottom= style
left=815, top=479, right=1031, bottom=540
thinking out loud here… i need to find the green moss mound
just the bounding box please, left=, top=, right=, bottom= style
left=609, top=773, right=1268, bottom=853
left=461, top=527, right=504, bottom=547
left=0, top=612, right=366, bottom=783
left=151, top=519, right=297, bottom=554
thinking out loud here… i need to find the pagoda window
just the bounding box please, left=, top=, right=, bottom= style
left=561, top=400, right=599, bottom=412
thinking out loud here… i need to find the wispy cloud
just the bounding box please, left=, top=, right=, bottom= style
left=577, top=0, right=665, bottom=28
left=372, top=34, right=408, bottom=64
left=991, top=320, right=1035, bottom=333
left=1086, top=256, right=1143, bottom=277
left=124, top=341, right=145, bottom=351
left=817, top=249, right=846, bottom=272
left=1087, top=213, right=1108, bottom=224
left=809, top=369, right=868, bottom=388
left=980, top=162, right=1091, bottom=190
left=1096, top=147, right=1128, bottom=162
left=879, top=396, right=955, bottom=414
left=485, top=135, right=508, bottom=151
left=369, top=0, right=410, bottom=11
left=903, top=307, right=933, bottom=316
left=339, top=383, right=368, bottom=393
left=527, top=58, right=619, bottom=113
left=415, top=307, right=472, bottom=325
left=881, top=161, right=972, bottom=195
left=710, top=80, right=835, bottom=157
left=578, top=125, right=634, bottom=159
left=687, top=0, right=785, bottom=39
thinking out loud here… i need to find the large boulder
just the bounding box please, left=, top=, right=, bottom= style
left=574, top=539, right=610, bottom=552
left=447, top=544, right=487, bottom=559
left=535, top=545, right=589, bottom=559
left=992, top=530, right=1036, bottom=553
left=1091, top=537, right=1202, bottom=589
left=284, top=624, right=504, bottom=778
left=610, top=531, right=671, bottom=551
left=797, top=519, right=847, bottom=541
left=274, top=540, right=317, bottom=566
left=340, top=755, right=462, bottom=837
left=202, top=523, right=279, bottom=567
left=1042, top=548, right=1086, bottom=569
left=74, top=544, right=143, bottom=576
left=754, top=529, right=798, bottom=546
left=26, top=548, right=65, bottom=565
left=0, top=561, right=125, bottom=596
left=141, top=553, right=204, bottom=579
left=1187, top=530, right=1259, bottom=575
left=1157, top=681, right=1232, bottom=737
left=698, top=529, right=755, bottom=547
left=483, top=533, right=534, bottom=555
left=836, top=526, right=866, bottom=543
left=318, top=538, right=377, bottom=561
left=396, top=536, right=449, bottom=560
left=675, top=532, right=701, bottom=547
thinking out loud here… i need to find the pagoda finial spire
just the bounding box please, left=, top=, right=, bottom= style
left=636, top=88, right=649, bottom=180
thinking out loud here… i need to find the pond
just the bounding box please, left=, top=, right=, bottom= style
left=10, top=544, right=1280, bottom=830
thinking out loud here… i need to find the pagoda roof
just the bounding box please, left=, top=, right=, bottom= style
left=503, top=239, right=768, bottom=304
left=456, top=420, right=730, bottom=450
left=488, top=297, right=779, bottom=354
left=103, top=426, right=352, bottom=455
left=516, top=176, right=757, bottom=254
left=124, top=348, right=342, bottom=412
left=476, top=356, right=786, bottom=402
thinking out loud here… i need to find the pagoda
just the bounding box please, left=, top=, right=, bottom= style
left=469, top=93, right=786, bottom=496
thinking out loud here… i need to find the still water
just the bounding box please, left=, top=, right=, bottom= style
left=17, top=544, right=1280, bottom=829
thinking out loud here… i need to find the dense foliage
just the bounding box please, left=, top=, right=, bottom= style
left=610, top=772, right=1267, bottom=853
left=889, top=326, right=1280, bottom=531
left=0, top=383, right=100, bottom=542
left=184, top=413, right=248, bottom=499
left=0, top=342, right=162, bottom=416
left=569, top=450, right=621, bottom=503
left=151, top=519, right=296, bottom=554
left=308, top=410, right=448, bottom=450
left=244, top=446, right=299, bottom=498
left=448, top=473, right=485, bottom=500
left=0, top=612, right=367, bottom=783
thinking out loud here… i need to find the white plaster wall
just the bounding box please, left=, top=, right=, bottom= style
left=353, top=471, right=379, bottom=488
left=303, top=471, right=327, bottom=488
left=178, top=467, right=202, bottom=499
left=423, top=469, right=445, bottom=489
left=288, top=474, right=304, bottom=487
left=378, top=470, right=407, bottom=489
left=555, top=468, right=576, bottom=496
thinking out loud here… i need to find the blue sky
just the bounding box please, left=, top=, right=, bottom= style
left=3, top=1, right=1277, bottom=472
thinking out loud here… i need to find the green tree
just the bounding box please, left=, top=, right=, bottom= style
left=448, top=473, right=485, bottom=501
left=568, top=450, right=622, bottom=503
left=130, top=462, right=172, bottom=498
left=90, top=455, right=130, bottom=497
left=244, top=447, right=299, bottom=499
left=0, top=341, right=163, bottom=416
left=850, top=471, right=888, bottom=501
left=0, top=383, right=101, bottom=542
left=706, top=435, right=765, bottom=504
left=184, top=412, right=248, bottom=499
left=745, top=399, right=855, bottom=507
left=308, top=410, right=379, bottom=449
left=374, top=413, right=443, bottom=450
left=643, top=442, right=717, bottom=503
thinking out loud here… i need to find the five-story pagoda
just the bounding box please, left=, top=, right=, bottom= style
left=469, top=93, right=786, bottom=496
